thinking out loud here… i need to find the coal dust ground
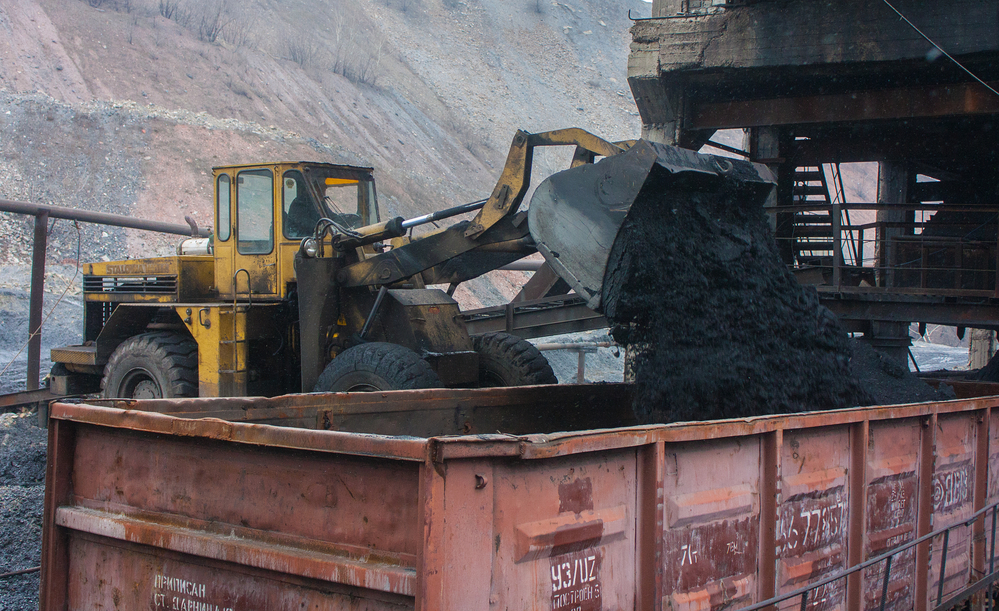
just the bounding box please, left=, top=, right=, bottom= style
left=601, top=174, right=951, bottom=424
left=0, top=412, right=46, bottom=611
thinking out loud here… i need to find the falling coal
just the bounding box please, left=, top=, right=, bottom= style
left=599, top=171, right=877, bottom=423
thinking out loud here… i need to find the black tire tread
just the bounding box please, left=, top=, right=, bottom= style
left=314, top=342, right=441, bottom=392
left=101, top=331, right=199, bottom=398
left=472, top=332, right=558, bottom=387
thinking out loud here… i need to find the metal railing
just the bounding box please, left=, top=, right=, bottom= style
left=0, top=198, right=207, bottom=393
left=736, top=498, right=999, bottom=611
left=768, top=201, right=999, bottom=297
left=0, top=198, right=210, bottom=237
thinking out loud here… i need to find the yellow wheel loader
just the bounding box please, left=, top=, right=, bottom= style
left=49, top=129, right=775, bottom=398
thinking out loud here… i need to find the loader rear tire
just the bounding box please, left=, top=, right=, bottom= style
left=472, top=332, right=558, bottom=387
left=101, top=332, right=199, bottom=399
left=313, top=343, right=441, bottom=392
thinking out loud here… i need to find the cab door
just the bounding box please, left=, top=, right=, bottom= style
left=228, top=168, right=278, bottom=298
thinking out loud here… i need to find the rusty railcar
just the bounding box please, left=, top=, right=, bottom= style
left=39, top=385, right=999, bottom=610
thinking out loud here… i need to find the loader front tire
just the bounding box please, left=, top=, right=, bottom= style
left=472, top=332, right=558, bottom=387
left=313, top=343, right=442, bottom=392
left=101, top=332, right=199, bottom=399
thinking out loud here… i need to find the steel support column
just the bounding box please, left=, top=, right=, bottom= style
left=27, top=211, right=49, bottom=391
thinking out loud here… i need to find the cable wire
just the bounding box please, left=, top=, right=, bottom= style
left=0, top=566, right=40, bottom=579
left=882, top=0, right=999, bottom=98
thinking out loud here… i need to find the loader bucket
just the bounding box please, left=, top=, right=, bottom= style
left=527, top=140, right=776, bottom=312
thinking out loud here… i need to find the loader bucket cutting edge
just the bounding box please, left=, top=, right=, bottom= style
left=527, top=140, right=776, bottom=312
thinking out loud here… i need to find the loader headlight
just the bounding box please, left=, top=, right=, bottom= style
left=300, top=237, right=319, bottom=258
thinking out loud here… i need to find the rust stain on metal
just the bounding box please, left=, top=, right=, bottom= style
left=774, top=427, right=852, bottom=611
left=661, top=436, right=762, bottom=610
left=558, top=477, right=594, bottom=514
left=927, top=414, right=978, bottom=604
left=778, top=489, right=848, bottom=555
left=864, top=471, right=918, bottom=610
left=664, top=517, right=759, bottom=595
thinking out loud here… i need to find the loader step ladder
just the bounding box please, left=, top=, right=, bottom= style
left=217, top=305, right=250, bottom=396
left=219, top=269, right=252, bottom=396
left=792, top=166, right=836, bottom=267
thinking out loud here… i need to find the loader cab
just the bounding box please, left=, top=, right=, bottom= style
left=212, top=162, right=379, bottom=300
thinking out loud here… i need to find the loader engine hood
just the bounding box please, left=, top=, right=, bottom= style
left=527, top=140, right=776, bottom=312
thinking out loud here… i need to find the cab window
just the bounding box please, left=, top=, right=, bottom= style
left=216, top=174, right=231, bottom=242
left=361, top=179, right=379, bottom=225
left=236, top=169, right=273, bottom=255
left=322, top=178, right=364, bottom=229
left=283, top=170, right=320, bottom=239
left=301, top=166, right=376, bottom=229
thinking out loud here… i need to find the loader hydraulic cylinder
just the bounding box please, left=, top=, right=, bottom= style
left=401, top=199, right=487, bottom=230
left=333, top=217, right=406, bottom=251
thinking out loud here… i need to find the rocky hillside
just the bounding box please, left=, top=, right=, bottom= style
left=0, top=0, right=645, bottom=295
left=0, top=0, right=647, bottom=393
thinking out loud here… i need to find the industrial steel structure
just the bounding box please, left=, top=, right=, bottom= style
left=630, top=0, right=999, bottom=361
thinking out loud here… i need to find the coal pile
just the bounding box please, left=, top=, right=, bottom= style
left=0, top=412, right=46, bottom=611
left=851, top=341, right=955, bottom=405
left=601, top=173, right=878, bottom=424
left=974, top=351, right=999, bottom=383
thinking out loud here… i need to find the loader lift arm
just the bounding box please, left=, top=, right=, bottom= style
left=336, top=129, right=629, bottom=288
left=464, top=129, right=627, bottom=239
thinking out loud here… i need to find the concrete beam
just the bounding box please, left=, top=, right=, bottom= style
left=630, top=0, right=999, bottom=139
left=691, top=80, right=999, bottom=130
left=628, top=33, right=683, bottom=137
left=634, top=0, right=999, bottom=76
